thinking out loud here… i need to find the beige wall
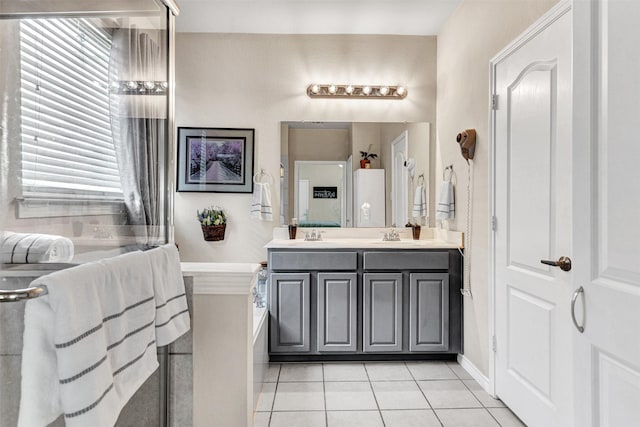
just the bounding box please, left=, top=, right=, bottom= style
left=436, top=0, right=559, bottom=376
left=175, top=34, right=437, bottom=262
left=351, top=123, right=382, bottom=171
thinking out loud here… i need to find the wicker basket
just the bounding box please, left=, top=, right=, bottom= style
left=201, top=224, right=226, bottom=241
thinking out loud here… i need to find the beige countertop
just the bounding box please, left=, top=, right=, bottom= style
left=266, top=226, right=464, bottom=250
left=264, top=238, right=461, bottom=249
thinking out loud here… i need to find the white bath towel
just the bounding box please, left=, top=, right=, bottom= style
left=19, top=251, right=158, bottom=427
left=250, top=182, right=273, bottom=221
left=144, top=244, right=190, bottom=346
left=412, top=185, right=427, bottom=219
left=436, top=180, right=455, bottom=220
left=1, top=231, right=74, bottom=264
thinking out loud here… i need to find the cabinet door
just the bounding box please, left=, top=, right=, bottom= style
left=317, top=273, right=357, bottom=352
left=409, top=273, right=449, bottom=352
left=363, top=273, right=403, bottom=352
left=269, top=273, right=310, bottom=353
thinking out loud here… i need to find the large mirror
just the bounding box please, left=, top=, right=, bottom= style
left=280, top=121, right=430, bottom=227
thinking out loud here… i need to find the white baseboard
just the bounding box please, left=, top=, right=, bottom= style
left=457, top=354, right=491, bottom=391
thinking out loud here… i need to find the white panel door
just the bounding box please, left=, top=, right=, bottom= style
left=391, top=131, right=408, bottom=227
left=493, top=5, right=573, bottom=426
left=573, top=1, right=640, bottom=425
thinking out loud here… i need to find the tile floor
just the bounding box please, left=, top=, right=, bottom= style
left=253, top=361, right=526, bottom=427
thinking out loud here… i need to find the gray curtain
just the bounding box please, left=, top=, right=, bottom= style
left=108, top=27, right=166, bottom=247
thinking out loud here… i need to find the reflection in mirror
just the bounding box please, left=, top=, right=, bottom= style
left=294, top=161, right=346, bottom=227
left=281, top=121, right=430, bottom=227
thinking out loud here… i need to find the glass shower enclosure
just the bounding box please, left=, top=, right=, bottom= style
left=0, top=0, right=178, bottom=425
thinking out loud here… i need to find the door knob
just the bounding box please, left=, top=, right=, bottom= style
left=540, top=256, right=572, bottom=271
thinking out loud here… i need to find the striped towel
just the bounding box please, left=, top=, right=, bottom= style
left=145, top=244, right=190, bottom=346
left=436, top=180, right=455, bottom=220
left=1, top=231, right=74, bottom=264
left=250, top=182, right=273, bottom=221
left=19, top=251, right=158, bottom=427
left=412, top=185, right=427, bottom=220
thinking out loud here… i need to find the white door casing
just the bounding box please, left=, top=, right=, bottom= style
left=346, top=154, right=353, bottom=227
left=573, top=1, right=640, bottom=426
left=297, top=179, right=310, bottom=221
left=491, top=3, right=573, bottom=426
left=391, top=131, right=408, bottom=227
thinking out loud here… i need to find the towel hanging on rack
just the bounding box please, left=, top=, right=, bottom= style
left=18, top=245, right=190, bottom=427
left=19, top=251, right=158, bottom=427
left=412, top=174, right=427, bottom=220
left=251, top=170, right=273, bottom=221
left=436, top=166, right=455, bottom=221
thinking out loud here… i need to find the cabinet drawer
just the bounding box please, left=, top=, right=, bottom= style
left=270, top=251, right=357, bottom=271
left=363, top=251, right=448, bottom=270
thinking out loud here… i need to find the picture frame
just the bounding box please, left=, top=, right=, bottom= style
left=176, top=127, right=255, bottom=193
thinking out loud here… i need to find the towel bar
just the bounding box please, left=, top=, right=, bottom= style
left=0, top=285, right=48, bottom=302
left=443, top=164, right=454, bottom=180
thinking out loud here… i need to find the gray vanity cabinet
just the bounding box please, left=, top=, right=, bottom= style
left=409, top=273, right=449, bottom=352
left=268, top=248, right=462, bottom=359
left=363, top=273, right=403, bottom=352
left=269, top=272, right=310, bottom=352
left=317, top=273, right=358, bottom=352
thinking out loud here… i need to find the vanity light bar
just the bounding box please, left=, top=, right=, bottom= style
left=110, top=80, right=168, bottom=96
left=307, top=84, right=407, bottom=99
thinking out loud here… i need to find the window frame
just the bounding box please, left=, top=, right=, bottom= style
left=17, top=17, right=125, bottom=218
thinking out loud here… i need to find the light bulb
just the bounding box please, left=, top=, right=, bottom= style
left=310, top=84, right=320, bottom=94
left=144, top=81, right=155, bottom=90
left=379, top=86, right=389, bottom=96
left=396, top=86, right=406, bottom=96
left=328, top=84, right=337, bottom=94
left=161, top=81, right=169, bottom=89
left=345, top=85, right=354, bottom=95
left=362, top=86, right=372, bottom=95
left=126, top=81, right=138, bottom=90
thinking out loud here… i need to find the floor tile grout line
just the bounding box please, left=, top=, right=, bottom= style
left=364, top=362, right=387, bottom=427
left=404, top=360, right=435, bottom=411
left=459, top=380, right=514, bottom=427
left=267, top=364, right=282, bottom=427
left=460, top=378, right=507, bottom=409
left=446, top=361, right=474, bottom=381
left=405, top=361, right=446, bottom=427
left=484, top=406, right=506, bottom=427
left=321, top=363, right=328, bottom=427
left=459, top=377, right=489, bottom=409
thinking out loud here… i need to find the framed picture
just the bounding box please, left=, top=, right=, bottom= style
left=177, top=127, right=255, bottom=193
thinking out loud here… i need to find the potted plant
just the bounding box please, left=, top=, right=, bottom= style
left=197, top=206, right=227, bottom=241
left=359, top=145, right=378, bottom=168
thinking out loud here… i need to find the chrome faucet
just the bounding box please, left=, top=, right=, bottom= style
left=382, top=228, right=400, bottom=241
left=304, top=229, right=323, bottom=241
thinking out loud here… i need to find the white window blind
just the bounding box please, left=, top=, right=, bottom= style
left=19, top=18, right=123, bottom=201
